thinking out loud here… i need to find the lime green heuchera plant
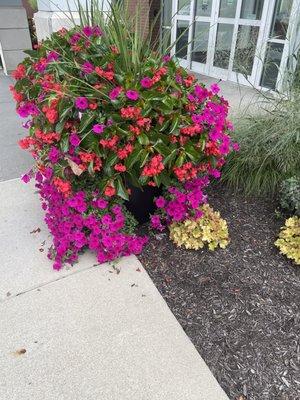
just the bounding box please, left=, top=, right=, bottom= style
left=11, top=21, right=236, bottom=269
left=275, top=217, right=300, bottom=265
left=169, top=204, right=229, bottom=250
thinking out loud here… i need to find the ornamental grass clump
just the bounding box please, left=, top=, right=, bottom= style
left=12, top=5, right=235, bottom=269
left=222, top=90, right=300, bottom=196
left=275, top=217, right=300, bottom=266
left=169, top=204, right=229, bottom=251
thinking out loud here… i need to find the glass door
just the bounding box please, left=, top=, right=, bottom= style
left=171, top=0, right=299, bottom=90
left=174, top=0, right=194, bottom=68
left=210, top=0, right=266, bottom=85
left=191, top=0, right=214, bottom=74
left=260, top=0, right=295, bottom=90
left=172, top=0, right=268, bottom=84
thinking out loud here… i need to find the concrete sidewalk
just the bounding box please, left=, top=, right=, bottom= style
left=0, top=178, right=229, bottom=400
left=0, top=72, right=33, bottom=182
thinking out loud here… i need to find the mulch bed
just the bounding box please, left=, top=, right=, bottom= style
left=138, top=184, right=300, bottom=400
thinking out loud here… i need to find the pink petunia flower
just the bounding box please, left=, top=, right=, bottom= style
left=46, top=51, right=60, bottom=62
left=82, top=26, right=93, bottom=37
left=210, top=83, right=220, bottom=95
left=75, top=97, right=89, bottom=110
left=70, top=133, right=81, bottom=147
left=232, top=142, right=240, bottom=151
left=155, top=196, right=166, bottom=208
left=21, top=174, right=31, bottom=183
left=140, top=77, right=153, bottom=89
left=82, top=61, right=94, bottom=74
left=109, top=87, right=122, bottom=100
left=92, top=124, right=105, bottom=134
left=96, top=198, right=108, bottom=209
left=93, top=26, right=103, bottom=37
left=162, top=55, right=171, bottom=62
left=126, top=90, right=139, bottom=101
left=48, top=146, right=60, bottom=163
left=209, top=169, right=221, bottom=179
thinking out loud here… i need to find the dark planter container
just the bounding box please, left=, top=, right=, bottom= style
left=125, top=183, right=162, bottom=224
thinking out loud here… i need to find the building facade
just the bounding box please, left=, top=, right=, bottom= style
left=162, top=0, right=300, bottom=91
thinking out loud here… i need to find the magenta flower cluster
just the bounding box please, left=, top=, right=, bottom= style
left=33, top=172, right=147, bottom=270
left=150, top=177, right=210, bottom=231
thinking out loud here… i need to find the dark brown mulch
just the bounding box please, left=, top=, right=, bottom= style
left=138, top=184, right=300, bottom=400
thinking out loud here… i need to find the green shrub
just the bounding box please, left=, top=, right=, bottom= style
left=280, top=176, right=300, bottom=216
left=221, top=91, right=300, bottom=196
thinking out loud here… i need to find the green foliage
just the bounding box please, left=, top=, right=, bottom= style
left=14, top=23, right=233, bottom=202
left=64, top=0, right=163, bottom=76
left=28, top=0, right=37, bottom=9
left=222, top=91, right=300, bottom=195
left=275, top=216, right=300, bottom=265
left=169, top=204, right=229, bottom=251
left=280, top=176, right=300, bottom=216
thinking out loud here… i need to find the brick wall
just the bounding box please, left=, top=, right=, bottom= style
left=125, top=0, right=161, bottom=43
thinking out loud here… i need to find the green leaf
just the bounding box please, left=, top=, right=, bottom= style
left=175, top=153, right=185, bottom=167
left=59, top=103, right=73, bottom=121
left=153, top=175, right=161, bottom=187
left=88, top=161, right=95, bottom=176
left=125, top=145, right=143, bottom=169
left=154, top=171, right=171, bottom=187
left=185, top=143, right=201, bottom=162
left=14, top=78, right=31, bottom=92
left=169, top=115, right=180, bottom=134
left=159, top=119, right=171, bottom=132
left=60, top=135, right=69, bottom=153
left=55, top=121, right=65, bottom=134
left=162, top=97, right=174, bottom=110
left=79, top=112, right=96, bottom=133
left=106, top=153, right=118, bottom=168
left=98, top=178, right=108, bottom=194
left=126, top=172, right=142, bottom=189
left=153, top=141, right=171, bottom=158
left=159, top=171, right=171, bottom=186
left=137, top=133, right=150, bottom=145
left=116, top=126, right=128, bottom=135
left=23, top=49, right=38, bottom=58
left=140, top=150, right=150, bottom=167
left=116, top=176, right=129, bottom=200
left=110, top=113, right=123, bottom=122
left=141, top=105, right=152, bottom=117
left=164, top=148, right=178, bottom=167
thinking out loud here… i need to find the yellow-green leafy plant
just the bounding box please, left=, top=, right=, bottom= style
left=169, top=204, right=229, bottom=251
left=275, top=216, right=300, bottom=265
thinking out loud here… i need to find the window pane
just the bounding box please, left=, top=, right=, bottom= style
left=260, top=42, right=284, bottom=89
left=195, top=0, right=213, bottom=17
left=214, top=23, right=234, bottom=68
left=233, top=26, right=259, bottom=75
left=219, top=0, right=237, bottom=18
left=178, top=0, right=190, bottom=15
left=162, top=0, right=173, bottom=26
left=192, top=21, right=210, bottom=63
left=270, top=0, right=293, bottom=40
left=176, top=20, right=189, bottom=59
left=240, top=0, right=264, bottom=19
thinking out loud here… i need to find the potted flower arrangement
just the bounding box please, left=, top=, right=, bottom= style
left=11, top=4, right=237, bottom=269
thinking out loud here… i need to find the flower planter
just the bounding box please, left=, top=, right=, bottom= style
left=125, top=183, right=162, bottom=224
left=12, top=18, right=236, bottom=270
